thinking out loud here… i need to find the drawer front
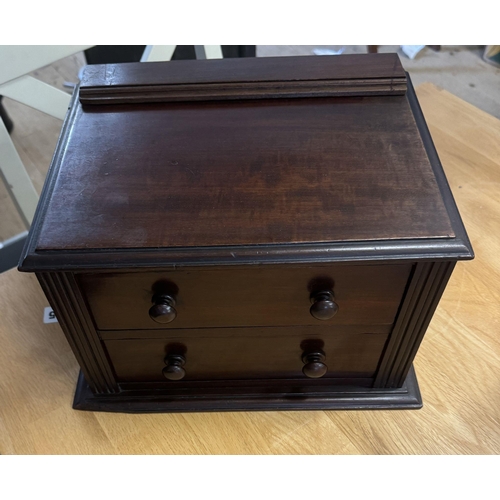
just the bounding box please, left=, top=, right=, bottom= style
left=103, top=329, right=389, bottom=382
left=80, top=264, right=412, bottom=331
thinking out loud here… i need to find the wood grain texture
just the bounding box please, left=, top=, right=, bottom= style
left=19, top=73, right=472, bottom=272
left=81, top=54, right=406, bottom=87
left=79, top=54, right=407, bottom=104
left=103, top=331, right=388, bottom=381
left=35, top=93, right=453, bottom=251
left=37, top=272, right=118, bottom=394
left=0, top=52, right=84, bottom=243
left=79, top=264, right=411, bottom=330
left=79, top=80, right=408, bottom=105
left=0, top=179, right=26, bottom=242
left=73, top=367, right=421, bottom=413
left=374, top=261, right=455, bottom=388
left=0, top=84, right=495, bottom=453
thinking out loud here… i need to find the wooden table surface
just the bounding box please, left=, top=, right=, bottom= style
left=1, top=83, right=499, bottom=454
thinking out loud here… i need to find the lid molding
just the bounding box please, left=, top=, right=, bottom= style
left=79, top=54, right=407, bottom=105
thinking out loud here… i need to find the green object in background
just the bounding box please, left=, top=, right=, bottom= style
left=483, top=46, right=500, bottom=67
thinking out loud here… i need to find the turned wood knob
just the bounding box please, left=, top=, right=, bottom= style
left=310, top=291, right=339, bottom=320
left=302, top=351, right=328, bottom=378
left=162, top=354, right=186, bottom=381
left=149, top=294, right=177, bottom=324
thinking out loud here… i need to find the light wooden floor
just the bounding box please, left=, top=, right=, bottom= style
left=259, top=46, right=500, bottom=119
left=0, top=52, right=85, bottom=242
left=0, top=83, right=499, bottom=454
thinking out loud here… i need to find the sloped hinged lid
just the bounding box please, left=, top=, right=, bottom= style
left=20, top=54, right=473, bottom=271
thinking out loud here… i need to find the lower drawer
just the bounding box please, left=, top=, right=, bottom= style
left=103, top=329, right=388, bottom=382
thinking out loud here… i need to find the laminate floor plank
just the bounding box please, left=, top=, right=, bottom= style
left=0, top=51, right=84, bottom=242
left=24, top=406, right=116, bottom=455
left=95, top=410, right=361, bottom=455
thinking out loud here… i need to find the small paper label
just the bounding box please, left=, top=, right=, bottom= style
left=43, top=307, right=58, bottom=323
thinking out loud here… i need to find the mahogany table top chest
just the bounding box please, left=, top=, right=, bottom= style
left=18, top=54, right=473, bottom=412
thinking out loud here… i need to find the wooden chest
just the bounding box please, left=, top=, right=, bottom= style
left=18, top=54, right=473, bottom=412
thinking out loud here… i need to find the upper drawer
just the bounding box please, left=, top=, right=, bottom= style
left=78, top=264, right=412, bottom=331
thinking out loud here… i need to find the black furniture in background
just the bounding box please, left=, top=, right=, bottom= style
left=84, top=45, right=256, bottom=64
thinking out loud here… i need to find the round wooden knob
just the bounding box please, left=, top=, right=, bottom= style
left=302, top=351, right=328, bottom=378
left=149, top=294, right=177, bottom=324
left=310, top=291, right=339, bottom=320
left=162, top=354, right=186, bottom=381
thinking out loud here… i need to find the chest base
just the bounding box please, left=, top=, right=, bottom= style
left=72, top=365, right=422, bottom=413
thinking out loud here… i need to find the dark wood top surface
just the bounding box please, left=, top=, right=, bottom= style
left=80, top=53, right=406, bottom=88
left=79, top=54, right=407, bottom=105
left=36, top=91, right=454, bottom=251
